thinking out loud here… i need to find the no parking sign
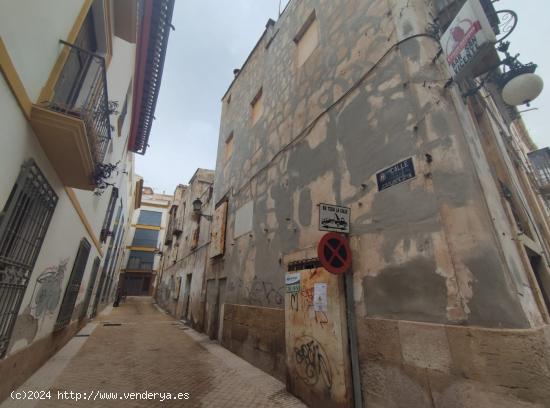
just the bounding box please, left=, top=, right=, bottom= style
left=317, top=232, right=352, bottom=274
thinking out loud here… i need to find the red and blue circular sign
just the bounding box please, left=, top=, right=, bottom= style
left=317, top=232, right=352, bottom=274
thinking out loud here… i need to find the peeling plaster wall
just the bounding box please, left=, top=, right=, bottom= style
left=212, top=0, right=550, bottom=405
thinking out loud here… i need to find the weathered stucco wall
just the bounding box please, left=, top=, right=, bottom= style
left=212, top=0, right=550, bottom=405
left=221, top=304, right=285, bottom=381
left=362, top=318, right=550, bottom=407
left=157, top=169, right=214, bottom=330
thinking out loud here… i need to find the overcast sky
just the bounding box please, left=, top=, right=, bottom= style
left=135, top=0, right=550, bottom=194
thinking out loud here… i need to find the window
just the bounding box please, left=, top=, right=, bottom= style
left=294, top=11, right=319, bottom=67
left=225, top=132, right=234, bottom=163
left=100, top=205, right=122, bottom=302
left=251, top=88, right=263, bottom=126
left=234, top=201, right=254, bottom=238
left=132, top=228, right=159, bottom=248
left=55, top=238, right=91, bottom=330
left=127, top=251, right=155, bottom=270
left=117, top=80, right=132, bottom=137
left=210, top=201, right=228, bottom=258
left=100, top=187, right=119, bottom=242
left=0, top=160, right=58, bottom=358
left=137, top=210, right=162, bottom=227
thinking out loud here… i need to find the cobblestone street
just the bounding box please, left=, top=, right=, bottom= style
left=3, top=298, right=306, bottom=408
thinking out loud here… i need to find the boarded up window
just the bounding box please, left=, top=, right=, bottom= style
left=295, top=11, right=318, bottom=67
left=225, top=132, right=234, bottom=163
left=210, top=201, right=228, bottom=258
left=190, top=227, right=200, bottom=250
left=251, top=88, right=263, bottom=125
left=234, top=201, right=253, bottom=238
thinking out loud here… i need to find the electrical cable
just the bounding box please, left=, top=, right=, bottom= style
left=232, top=32, right=443, bottom=198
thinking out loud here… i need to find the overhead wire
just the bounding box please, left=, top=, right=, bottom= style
left=232, top=32, right=444, bottom=198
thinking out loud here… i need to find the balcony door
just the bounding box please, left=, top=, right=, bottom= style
left=55, top=12, right=98, bottom=109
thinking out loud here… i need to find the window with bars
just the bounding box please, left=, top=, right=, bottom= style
left=100, top=204, right=122, bottom=302
left=0, top=160, right=58, bottom=357
left=79, top=257, right=100, bottom=320
left=55, top=238, right=91, bottom=330
left=100, top=187, right=119, bottom=243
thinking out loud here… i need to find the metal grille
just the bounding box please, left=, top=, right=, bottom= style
left=101, top=205, right=123, bottom=302
left=0, top=160, right=58, bottom=358
left=104, top=218, right=125, bottom=303
left=100, top=187, right=119, bottom=242
left=49, top=39, right=111, bottom=166
left=528, top=148, right=550, bottom=188
left=55, top=239, right=91, bottom=330
left=80, top=257, right=100, bottom=320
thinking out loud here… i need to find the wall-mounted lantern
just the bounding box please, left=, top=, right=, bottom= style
left=496, top=42, right=544, bottom=106
left=462, top=41, right=544, bottom=106
left=192, top=198, right=212, bottom=221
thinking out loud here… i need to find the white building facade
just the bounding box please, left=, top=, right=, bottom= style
left=0, top=0, right=174, bottom=401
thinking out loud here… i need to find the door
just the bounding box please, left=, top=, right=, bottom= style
left=182, top=274, right=191, bottom=320
left=123, top=273, right=152, bottom=296
left=284, top=266, right=352, bottom=408
left=216, top=278, right=227, bottom=341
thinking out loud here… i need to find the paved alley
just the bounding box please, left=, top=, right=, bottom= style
left=2, top=298, right=306, bottom=408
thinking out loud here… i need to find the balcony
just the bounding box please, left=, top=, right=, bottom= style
left=528, top=148, right=550, bottom=195
left=30, top=41, right=112, bottom=190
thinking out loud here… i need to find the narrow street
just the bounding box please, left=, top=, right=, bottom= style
left=2, top=298, right=306, bottom=408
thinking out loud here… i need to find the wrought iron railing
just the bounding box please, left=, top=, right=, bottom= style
left=47, top=40, right=112, bottom=167
left=528, top=148, right=550, bottom=193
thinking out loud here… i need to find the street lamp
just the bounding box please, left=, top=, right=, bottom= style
left=192, top=198, right=212, bottom=221
left=463, top=41, right=544, bottom=106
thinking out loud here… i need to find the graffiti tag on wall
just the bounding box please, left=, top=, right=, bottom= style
left=294, top=336, right=333, bottom=389
left=30, top=259, right=69, bottom=319
left=228, top=277, right=285, bottom=306
left=290, top=287, right=329, bottom=328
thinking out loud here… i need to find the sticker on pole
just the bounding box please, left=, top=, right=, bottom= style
left=317, top=232, right=352, bottom=274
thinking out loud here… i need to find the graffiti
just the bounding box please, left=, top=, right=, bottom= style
left=294, top=336, right=333, bottom=389
left=290, top=293, right=299, bottom=311
left=30, top=259, right=69, bottom=319
left=289, top=286, right=329, bottom=328
left=228, top=277, right=285, bottom=306
left=248, top=278, right=284, bottom=306
left=314, top=311, right=329, bottom=328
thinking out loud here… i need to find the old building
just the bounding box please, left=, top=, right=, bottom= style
left=121, top=184, right=172, bottom=296
left=156, top=169, right=215, bottom=331
left=0, top=0, right=173, bottom=401
left=206, top=0, right=550, bottom=407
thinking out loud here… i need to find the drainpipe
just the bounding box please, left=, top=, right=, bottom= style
left=344, top=270, right=363, bottom=408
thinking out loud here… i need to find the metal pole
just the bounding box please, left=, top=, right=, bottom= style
left=344, top=270, right=363, bottom=408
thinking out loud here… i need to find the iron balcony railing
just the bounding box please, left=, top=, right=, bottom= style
left=47, top=40, right=112, bottom=167
left=528, top=148, right=550, bottom=194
